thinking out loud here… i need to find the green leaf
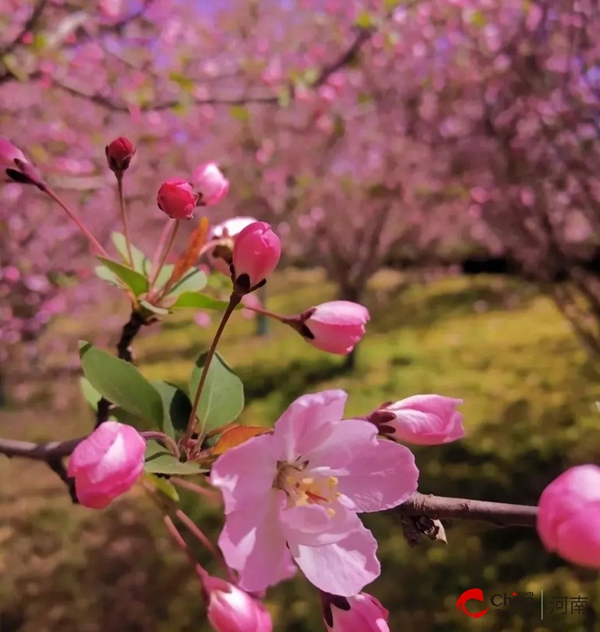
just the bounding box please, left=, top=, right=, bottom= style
left=95, top=265, right=124, bottom=288
left=168, top=269, right=208, bottom=295
left=111, top=407, right=153, bottom=432
left=151, top=381, right=193, bottom=438
left=96, top=257, right=149, bottom=296
left=80, top=377, right=102, bottom=409
left=145, top=473, right=180, bottom=502
left=189, top=351, right=244, bottom=431
left=155, top=264, right=175, bottom=288
left=79, top=341, right=163, bottom=427
left=170, top=292, right=232, bottom=311
left=111, top=232, right=149, bottom=274
left=144, top=441, right=207, bottom=476
left=139, top=300, right=170, bottom=316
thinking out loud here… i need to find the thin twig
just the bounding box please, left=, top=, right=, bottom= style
left=184, top=295, right=241, bottom=443
left=395, top=492, right=538, bottom=528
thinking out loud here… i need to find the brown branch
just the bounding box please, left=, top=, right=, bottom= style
left=0, top=437, right=541, bottom=528
left=312, top=25, right=374, bottom=88
left=0, top=436, right=84, bottom=460
left=0, top=0, right=50, bottom=56
left=11, top=18, right=378, bottom=111
left=395, top=492, right=538, bottom=528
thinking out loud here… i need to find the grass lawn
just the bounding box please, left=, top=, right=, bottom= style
left=1, top=268, right=600, bottom=631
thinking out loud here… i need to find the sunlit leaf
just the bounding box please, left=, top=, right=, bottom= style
left=144, top=441, right=207, bottom=475
left=111, top=232, right=149, bottom=274
left=168, top=269, right=208, bottom=296
left=139, top=300, right=170, bottom=316
left=79, top=341, right=163, bottom=427
left=144, top=473, right=180, bottom=502
left=96, top=256, right=149, bottom=296
left=189, top=351, right=244, bottom=431
left=170, top=292, right=231, bottom=311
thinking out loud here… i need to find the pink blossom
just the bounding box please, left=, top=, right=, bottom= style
left=157, top=179, right=197, bottom=220
left=195, top=311, right=212, bottom=328
left=537, top=465, right=600, bottom=568
left=191, top=162, right=229, bottom=206
left=67, top=421, right=146, bottom=509
left=202, top=573, right=273, bottom=632
left=232, top=221, right=281, bottom=290
left=105, top=136, right=136, bottom=173
left=207, top=216, right=258, bottom=276
left=373, top=395, right=465, bottom=446
left=241, top=292, right=262, bottom=319
left=322, top=592, right=390, bottom=632
left=210, top=390, right=419, bottom=596
left=301, top=301, right=370, bottom=355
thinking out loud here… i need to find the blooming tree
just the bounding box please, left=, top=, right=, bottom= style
left=1, top=136, right=598, bottom=632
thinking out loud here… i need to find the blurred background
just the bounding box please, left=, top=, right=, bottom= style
left=2, top=0, right=600, bottom=630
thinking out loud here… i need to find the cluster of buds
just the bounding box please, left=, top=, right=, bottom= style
left=156, top=163, right=230, bottom=220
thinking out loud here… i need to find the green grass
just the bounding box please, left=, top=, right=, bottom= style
left=2, top=269, right=600, bottom=631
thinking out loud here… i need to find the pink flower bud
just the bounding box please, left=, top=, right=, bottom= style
left=537, top=464, right=600, bottom=568
left=192, top=162, right=229, bottom=206
left=207, top=216, right=259, bottom=276
left=232, top=221, right=281, bottom=292
left=0, top=137, right=38, bottom=185
left=323, top=593, right=390, bottom=632
left=105, top=136, right=136, bottom=173
left=67, top=421, right=146, bottom=509
left=203, top=575, right=273, bottom=632
left=157, top=179, right=197, bottom=220
left=300, top=301, right=369, bottom=355
left=373, top=395, right=465, bottom=445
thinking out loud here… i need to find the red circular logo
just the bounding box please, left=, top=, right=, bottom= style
left=456, top=588, right=489, bottom=618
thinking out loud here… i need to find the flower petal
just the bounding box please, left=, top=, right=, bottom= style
left=273, top=390, right=348, bottom=462
left=290, top=523, right=380, bottom=596
left=281, top=503, right=362, bottom=546
left=305, top=419, right=378, bottom=472
left=218, top=490, right=295, bottom=592
left=338, top=439, right=419, bottom=512
left=210, top=433, right=277, bottom=514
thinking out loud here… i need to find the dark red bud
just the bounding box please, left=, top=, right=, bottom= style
left=105, top=137, right=136, bottom=173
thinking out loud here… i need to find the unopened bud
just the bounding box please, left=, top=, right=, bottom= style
left=157, top=179, right=197, bottom=220
left=105, top=136, right=136, bottom=173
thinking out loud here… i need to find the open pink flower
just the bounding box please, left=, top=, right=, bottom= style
left=301, top=301, right=370, bottom=355
left=67, top=421, right=146, bottom=509
left=322, top=592, right=390, bottom=632
left=210, top=390, right=419, bottom=596
left=201, top=573, right=273, bottom=632
left=373, top=395, right=465, bottom=446
left=537, top=464, right=600, bottom=568
left=192, top=162, right=229, bottom=206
